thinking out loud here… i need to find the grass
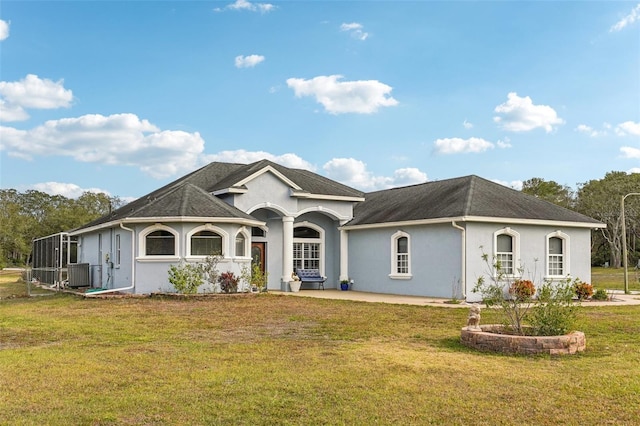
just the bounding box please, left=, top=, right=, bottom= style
left=1, top=271, right=640, bottom=425
left=591, top=266, right=640, bottom=291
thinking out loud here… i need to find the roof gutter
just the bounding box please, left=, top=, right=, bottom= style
left=84, top=222, right=135, bottom=297
left=451, top=221, right=466, bottom=300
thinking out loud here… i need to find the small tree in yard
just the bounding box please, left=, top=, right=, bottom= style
left=200, top=254, right=222, bottom=293
left=473, top=249, right=535, bottom=335
left=473, top=246, right=581, bottom=336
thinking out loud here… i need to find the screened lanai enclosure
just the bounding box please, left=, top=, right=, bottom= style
left=31, top=232, right=88, bottom=288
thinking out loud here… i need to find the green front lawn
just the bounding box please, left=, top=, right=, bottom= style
left=1, top=272, right=639, bottom=425
left=591, top=266, right=640, bottom=291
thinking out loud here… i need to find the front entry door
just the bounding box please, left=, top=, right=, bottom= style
left=251, top=242, right=266, bottom=275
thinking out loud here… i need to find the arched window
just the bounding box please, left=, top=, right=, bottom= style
left=140, top=225, right=178, bottom=257
left=293, top=223, right=324, bottom=273
left=494, top=228, right=520, bottom=276
left=546, top=231, right=569, bottom=277
left=191, top=230, right=222, bottom=256
left=390, top=231, right=411, bottom=279
left=186, top=225, right=229, bottom=258
left=235, top=227, right=250, bottom=257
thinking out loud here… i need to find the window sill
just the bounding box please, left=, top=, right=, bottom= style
left=136, top=256, right=180, bottom=262
left=389, top=274, right=412, bottom=280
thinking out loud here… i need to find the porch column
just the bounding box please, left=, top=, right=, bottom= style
left=339, top=228, right=349, bottom=281
left=282, top=216, right=294, bottom=283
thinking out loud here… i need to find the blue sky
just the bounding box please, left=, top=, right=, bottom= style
left=1, top=0, right=639, bottom=202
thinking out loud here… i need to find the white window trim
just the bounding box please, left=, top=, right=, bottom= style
left=138, top=224, right=179, bottom=260
left=234, top=226, right=251, bottom=259
left=389, top=230, right=412, bottom=280
left=185, top=224, right=229, bottom=260
left=546, top=230, right=570, bottom=279
left=493, top=227, right=521, bottom=278
left=293, top=221, right=325, bottom=276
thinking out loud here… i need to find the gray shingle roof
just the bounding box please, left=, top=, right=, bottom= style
left=346, top=175, right=602, bottom=227
left=74, top=160, right=363, bottom=231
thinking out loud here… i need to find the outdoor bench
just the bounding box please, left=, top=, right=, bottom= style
left=296, top=269, right=326, bottom=290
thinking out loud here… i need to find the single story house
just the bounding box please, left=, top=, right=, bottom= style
left=68, top=160, right=603, bottom=301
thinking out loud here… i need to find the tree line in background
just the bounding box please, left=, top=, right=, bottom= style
left=0, top=189, right=122, bottom=268
left=1, top=171, right=639, bottom=269
left=522, top=171, right=640, bottom=269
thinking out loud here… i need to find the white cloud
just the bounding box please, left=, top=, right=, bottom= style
left=286, top=75, right=398, bottom=114
left=0, top=113, right=205, bottom=179
left=323, top=158, right=427, bottom=191
left=615, top=121, right=640, bottom=136
left=628, top=167, right=640, bottom=174
left=575, top=124, right=608, bottom=137
left=463, top=119, right=473, bottom=129
left=0, top=99, right=29, bottom=122
left=340, top=22, right=369, bottom=40
left=234, top=54, right=265, bottom=68
left=496, top=137, right=512, bottom=149
left=205, top=149, right=315, bottom=171
left=492, top=179, right=524, bottom=191
left=0, top=74, right=73, bottom=122
left=621, top=146, right=640, bottom=159
left=493, top=92, right=564, bottom=133
left=214, top=0, right=275, bottom=13
left=31, top=182, right=111, bottom=199
left=610, top=3, right=640, bottom=32
left=433, top=137, right=496, bottom=154
left=0, top=19, right=9, bottom=41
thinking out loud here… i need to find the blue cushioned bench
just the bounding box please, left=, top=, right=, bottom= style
left=296, top=269, right=327, bottom=290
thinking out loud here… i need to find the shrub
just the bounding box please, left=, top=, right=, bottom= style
left=240, top=263, right=268, bottom=292
left=574, top=282, right=593, bottom=300
left=219, top=271, right=239, bottom=293
left=509, top=279, right=536, bottom=301
left=592, top=288, right=608, bottom=301
left=168, top=261, right=204, bottom=294
left=530, top=279, right=578, bottom=336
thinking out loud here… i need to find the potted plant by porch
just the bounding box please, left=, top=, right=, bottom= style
left=340, top=279, right=349, bottom=291
left=289, top=272, right=301, bottom=292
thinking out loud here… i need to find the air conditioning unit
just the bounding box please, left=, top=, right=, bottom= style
left=67, top=263, right=90, bottom=288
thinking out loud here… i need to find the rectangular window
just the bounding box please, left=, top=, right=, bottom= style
left=115, top=234, right=121, bottom=266
left=548, top=237, right=564, bottom=275
left=293, top=242, right=320, bottom=271
left=396, top=236, right=409, bottom=274
left=496, top=234, right=514, bottom=275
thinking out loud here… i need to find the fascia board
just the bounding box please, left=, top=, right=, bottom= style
left=212, top=187, right=248, bottom=196
left=290, top=190, right=365, bottom=202
left=235, top=165, right=302, bottom=191
left=70, top=216, right=266, bottom=236
left=340, top=216, right=606, bottom=231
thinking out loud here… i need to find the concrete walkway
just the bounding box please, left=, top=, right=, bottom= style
left=277, top=289, right=640, bottom=307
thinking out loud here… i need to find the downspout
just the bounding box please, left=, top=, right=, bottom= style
left=84, top=222, right=135, bottom=297
left=451, top=221, right=466, bottom=300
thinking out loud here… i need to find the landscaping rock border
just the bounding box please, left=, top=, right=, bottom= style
left=461, top=325, right=586, bottom=355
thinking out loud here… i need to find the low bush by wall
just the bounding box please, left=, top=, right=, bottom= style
left=461, top=325, right=586, bottom=355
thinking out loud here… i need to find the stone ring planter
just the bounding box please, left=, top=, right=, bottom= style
left=461, top=325, right=586, bottom=355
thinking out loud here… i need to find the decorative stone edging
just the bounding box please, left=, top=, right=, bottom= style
left=460, top=325, right=586, bottom=355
